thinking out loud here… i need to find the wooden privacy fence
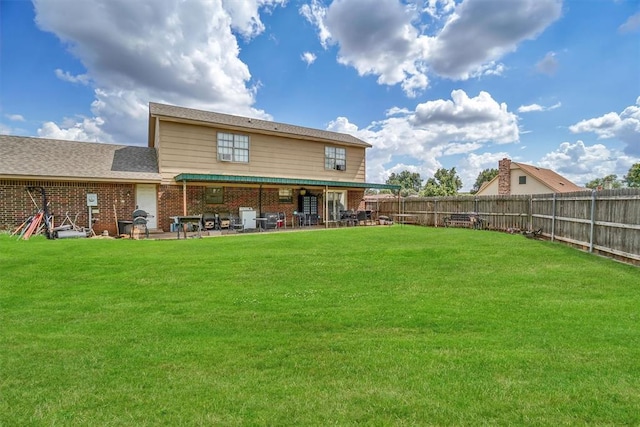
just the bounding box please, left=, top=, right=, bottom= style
left=365, top=188, right=640, bottom=264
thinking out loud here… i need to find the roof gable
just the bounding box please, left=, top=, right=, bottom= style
left=149, top=102, right=371, bottom=148
left=514, top=162, right=584, bottom=193
left=0, top=135, right=160, bottom=182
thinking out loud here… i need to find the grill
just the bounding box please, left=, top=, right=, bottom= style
left=132, top=209, right=150, bottom=239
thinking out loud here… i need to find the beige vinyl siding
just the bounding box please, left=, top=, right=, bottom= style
left=510, top=172, right=552, bottom=195
left=158, top=121, right=366, bottom=184
left=476, top=168, right=554, bottom=196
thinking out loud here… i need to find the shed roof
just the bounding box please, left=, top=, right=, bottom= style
left=149, top=102, right=371, bottom=148
left=0, top=135, right=161, bottom=182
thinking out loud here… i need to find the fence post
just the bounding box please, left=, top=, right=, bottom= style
left=434, top=199, right=438, bottom=227
left=528, top=195, right=533, bottom=231
left=589, top=190, right=596, bottom=253
left=551, top=193, right=556, bottom=242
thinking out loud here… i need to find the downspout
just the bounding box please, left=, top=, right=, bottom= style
left=182, top=180, right=187, bottom=216
left=258, top=184, right=263, bottom=217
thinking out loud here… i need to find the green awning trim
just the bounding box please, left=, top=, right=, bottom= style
left=174, top=173, right=400, bottom=190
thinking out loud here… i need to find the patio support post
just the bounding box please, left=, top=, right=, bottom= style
left=324, top=186, right=328, bottom=228
left=182, top=180, right=187, bottom=216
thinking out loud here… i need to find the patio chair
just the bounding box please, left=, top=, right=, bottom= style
left=229, top=215, right=244, bottom=232
left=277, top=212, right=286, bottom=228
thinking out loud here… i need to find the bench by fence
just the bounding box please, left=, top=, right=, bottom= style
left=444, top=213, right=485, bottom=229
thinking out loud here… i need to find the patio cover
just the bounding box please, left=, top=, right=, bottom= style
left=174, top=173, right=400, bottom=191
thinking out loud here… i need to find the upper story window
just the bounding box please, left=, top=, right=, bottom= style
left=325, top=146, right=346, bottom=171
left=218, top=132, right=249, bottom=163
left=519, top=176, right=527, bottom=185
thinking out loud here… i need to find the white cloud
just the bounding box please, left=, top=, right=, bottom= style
left=538, top=140, right=637, bottom=186
left=302, top=0, right=431, bottom=97
left=32, top=0, right=280, bottom=144
left=411, top=90, right=519, bottom=144
left=55, top=69, right=90, bottom=85
left=222, top=0, right=286, bottom=39
left=301, top=52, right=317, bottom=65
left=37, top=117, right=109, bottom=142
left=518, top=101, right=561, bottom=113
left=5, top=114, right=25, bottom=122
left=300, top=0, right=331, bottom=48
left=303, top=0, right=560, bottom=97
left=325, top=89, right=520, bottom=186
left=619, top=12, right=640, bottom=34
left=569, top=98, right=640, bottom=155
left=429, top=0, right=562, bottom=79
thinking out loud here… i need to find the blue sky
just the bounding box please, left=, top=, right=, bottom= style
left=1, top=0, right=639, bottom=190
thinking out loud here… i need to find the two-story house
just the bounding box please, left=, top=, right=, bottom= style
left=0, top=103, right=397, bottom=234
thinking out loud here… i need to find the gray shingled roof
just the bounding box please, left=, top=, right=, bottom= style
left=0, top=135, right=160, bottom=182
left=149, top=102, right=372, bottom=148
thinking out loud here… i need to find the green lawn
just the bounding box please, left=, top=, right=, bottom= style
left=1, top=227, right=639, bottom=425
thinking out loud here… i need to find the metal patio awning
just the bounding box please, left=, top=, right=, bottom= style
left=174, top=173, right=400, bottom=191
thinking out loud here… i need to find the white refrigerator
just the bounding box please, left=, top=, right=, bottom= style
left=239, top=207, right=256, bottom=229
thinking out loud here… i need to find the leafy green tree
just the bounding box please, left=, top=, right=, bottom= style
left=624, top=163, right=640, bottom=188
left=421, top=167, right=462, bottom=196
left=471, top=168, right=498, bottom=194
left=385, top=170, right=423, bottom=196
left=585, top=174, right=622, bottom=190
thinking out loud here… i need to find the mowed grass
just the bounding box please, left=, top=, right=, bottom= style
left=1, top=226, right=639, bottom=425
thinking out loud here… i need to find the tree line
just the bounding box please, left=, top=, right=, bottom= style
left=375, top=163, right=640, bottom=196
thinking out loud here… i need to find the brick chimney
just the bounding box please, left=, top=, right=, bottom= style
left=498, top=158, right=512, bottom=195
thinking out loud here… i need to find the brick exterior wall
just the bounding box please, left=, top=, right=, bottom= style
left=2, top=179, right=368, bottom=235
left=0, top=179, right=137, bottom=235
left=498, top=158, right=512, bottom=195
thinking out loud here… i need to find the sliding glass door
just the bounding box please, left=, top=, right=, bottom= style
left=326, top=191, right=346, bottom=222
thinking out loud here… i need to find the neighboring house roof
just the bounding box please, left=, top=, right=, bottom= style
left=148, top=102, right=372, bottom=148
left=0, top=135, right=161, bottom=182
left=515, top=162, right=584, bottom=193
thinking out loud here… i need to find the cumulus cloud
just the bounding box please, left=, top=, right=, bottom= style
left=411, top=90, right=519, bottom=143
left=569, top=98, right=640, bottom=155
left=38, top=117, right=109, bottom=143
left=321, top=0, right=430, bottom=97
left=32, top=0, right=283, bottom=144
left=325, top=89, right=520, bottom=185
left=538, top=140, right=637, bottom=186
left=429, top=0, right=562, bottom=79
left=302, top=0, right=560, bottom=97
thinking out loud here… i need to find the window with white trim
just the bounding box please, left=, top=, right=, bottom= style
left=325, top=146, right=346, bottom=171
left=217, top=132, right=249, bottom=163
